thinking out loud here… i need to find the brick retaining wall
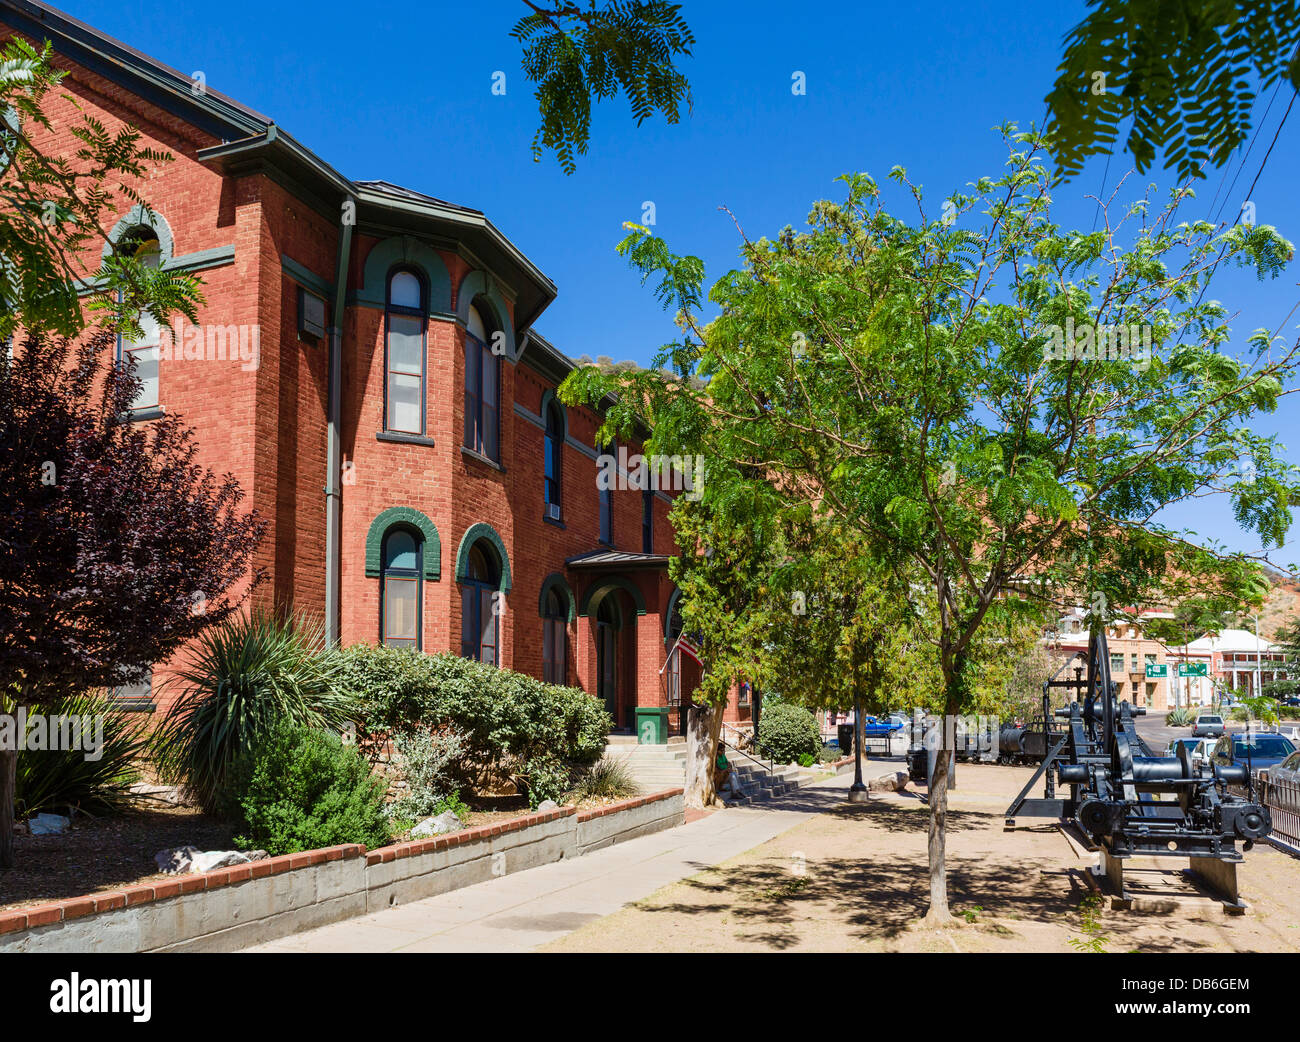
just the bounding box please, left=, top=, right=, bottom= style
left=0, top=789, right=684, bottom=953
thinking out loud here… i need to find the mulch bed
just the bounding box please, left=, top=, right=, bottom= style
left=1, top=791, right=647, bottom=913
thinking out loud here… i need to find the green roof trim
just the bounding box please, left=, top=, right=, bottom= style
left=455, top=522, right=512, bottom=593
left=365, top=507, right=440, bottom=580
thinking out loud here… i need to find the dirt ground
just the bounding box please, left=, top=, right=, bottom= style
left=543, top=764, right=1300, bottom=953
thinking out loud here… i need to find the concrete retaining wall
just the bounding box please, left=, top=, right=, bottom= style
left=0, top=789, right=685, bottom=953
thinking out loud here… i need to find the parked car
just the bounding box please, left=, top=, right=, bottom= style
left=1165, top=736, right=1215, bottom=766
left=859, top=715, right=906, bottom=737
left=1211, top=732, right=1297, bottom=777
left=1192, top=713, right=1226, bottom=738
left=1264, top=750, right=1300, bottom=812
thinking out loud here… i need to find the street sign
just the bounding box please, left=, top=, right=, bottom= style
left=1178, top=663, right=1208, bottom=677
left=1145, top=663, right=1168, bottom=678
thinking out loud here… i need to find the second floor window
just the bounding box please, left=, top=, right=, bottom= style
left=386, top=269, right=426, bottom=434
left=463, top=304, right=499, bottom=460
left=599, top=443, right=614, bottom=545
left=544, top=401, right=563, bottom=519
left=642, top=489, right=654, bottom=554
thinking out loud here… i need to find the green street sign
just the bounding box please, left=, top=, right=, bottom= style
left=1178, top=663, right=1208, bottom=677
left=1145, top=664, right=1168, bottom=678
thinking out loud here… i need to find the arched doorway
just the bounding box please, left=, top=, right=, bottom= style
left=596, top=595, right=621, bottom=720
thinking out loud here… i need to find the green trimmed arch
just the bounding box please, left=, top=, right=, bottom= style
left=455, top=522, right=512, bottom=592
left=664, top=587, right=683, bottom=640
left=358, top=236, right=452, bottom=311
left=579, top=576, right=647, bottom=618
left=539, top=388, right=568, bottom=441
left=457, top=270, right=517, bottom=359
left=102, top=204, right=175, bottom=264
left=365, top=507, right=440, bottom=580
left=538, top=572, right=576, bottom=622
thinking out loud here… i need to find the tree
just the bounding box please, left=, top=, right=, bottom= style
left=0, top=331, right=265, bottom=870
left=1263, top=614, right=1300, bottom=698
left=513, top=1, right=694, bottom=173
left=1045, top=0, right=1300, bottom=182
left=561, top=125, right=1297, bottom=923
left=0, top=37, right=203, bottom=342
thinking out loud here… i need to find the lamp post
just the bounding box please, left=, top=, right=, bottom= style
left=847, top=693, right=869, bottom=803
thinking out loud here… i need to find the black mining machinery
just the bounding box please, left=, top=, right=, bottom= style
left=1003, top=627, right=1272, bottom=906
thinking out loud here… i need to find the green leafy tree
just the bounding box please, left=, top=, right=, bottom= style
left=0, top=37, right=203, bottom=340
left=562, top=125, right=1297, bottom=923
left=1046, top=0, right=1300, bottom=182
left=513, top=1, right=694, bottom=173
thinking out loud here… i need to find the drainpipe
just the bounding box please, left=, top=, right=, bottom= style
left=324, top=201, right=354, bottom=646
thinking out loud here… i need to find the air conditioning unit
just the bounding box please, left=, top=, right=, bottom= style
left=546, top=502, right=561, bottom=521
left=298, top=287, right=326, bottom=340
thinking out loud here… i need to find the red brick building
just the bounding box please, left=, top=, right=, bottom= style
left=2, top=0, right=730, bottom=734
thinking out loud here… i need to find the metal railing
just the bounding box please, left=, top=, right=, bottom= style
left=720, top=720, right=775, bottom=775
left=1265, top=774, right=1300, bottom=853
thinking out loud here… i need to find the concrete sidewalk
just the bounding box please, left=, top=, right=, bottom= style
left=242, top=763, right=899, bottom=952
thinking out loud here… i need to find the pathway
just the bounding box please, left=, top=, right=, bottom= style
left=242, top=763, right=898, bottom=952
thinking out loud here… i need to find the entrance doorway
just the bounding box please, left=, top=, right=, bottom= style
left=596, top=596, right=620, bottom=723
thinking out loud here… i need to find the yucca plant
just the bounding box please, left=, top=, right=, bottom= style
left=566, top=756, right=640, bottom=802
left=151, top=609, right=358, bottom=814
left=1165, top=706, right=1194, bottom=727
left=14, top=690, right=150, bottom=818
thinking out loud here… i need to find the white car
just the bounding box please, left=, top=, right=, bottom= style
left=1165, top=736, right=1215, bottom=767
left=1192, top=713, right=1226, bottom=738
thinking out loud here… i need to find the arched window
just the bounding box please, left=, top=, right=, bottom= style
left=116, top=229, right=163, bottom=412
left=463, top=302, right=499, bottom=461
left=460, top=541, right=500, bottom=664
left=544, top=400, right=563, bottom=519
left=542, top=587, right=568, bottom=685
left=381, top=526, right=422, bottom=648
left=598, top=442, right=615, bottom=545
left=386, top=268, right=426, bottom=434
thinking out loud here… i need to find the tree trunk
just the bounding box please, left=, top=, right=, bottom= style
left=683, top=702, right=725, bottom=809
left=923, top=678, right=962, bottom=927
left=0, top=745, right=16, bottom=874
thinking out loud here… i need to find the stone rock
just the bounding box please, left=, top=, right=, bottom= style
left=155, top=845, right=202, bottom=873
left=411, top=810, right=463, bottom=838
left=535, top=799, right=559, bottom=812
left=868, top=770, right=909, bottom=793
left=29, top=813, right=71, bottom=836
left=155, top=846, right=270, bottom=874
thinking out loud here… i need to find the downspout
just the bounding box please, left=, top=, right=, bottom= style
left=324, top=200, right=354, bottom=646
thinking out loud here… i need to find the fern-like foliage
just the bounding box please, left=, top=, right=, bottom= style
left=512, top=1, right=694, bottom=173
left=0, top=37, right=203, bottom=340
left=1045, top=0, right=1300, bottom=182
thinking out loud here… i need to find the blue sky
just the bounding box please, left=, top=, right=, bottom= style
left=61, top=0, right=1300, bottom=565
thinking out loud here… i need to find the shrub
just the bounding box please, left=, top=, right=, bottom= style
left=567, top=756, right=640, bottom=802
left=385, top=727, right=469, bottom=821
left=757, top=702, right=821, bottom=764
left=798, top=752, right=816, bottom=768
left=226, top=725, right=391, bottom=856
left=336, top=645, right=612, bottom=805
left=1165, top=707, right=1194, bottom=726
left=818, top=744, right=841, bottom=764
left=152, top=609, right=359, bottom=813
left=15, top=691, right=150, bottom=818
